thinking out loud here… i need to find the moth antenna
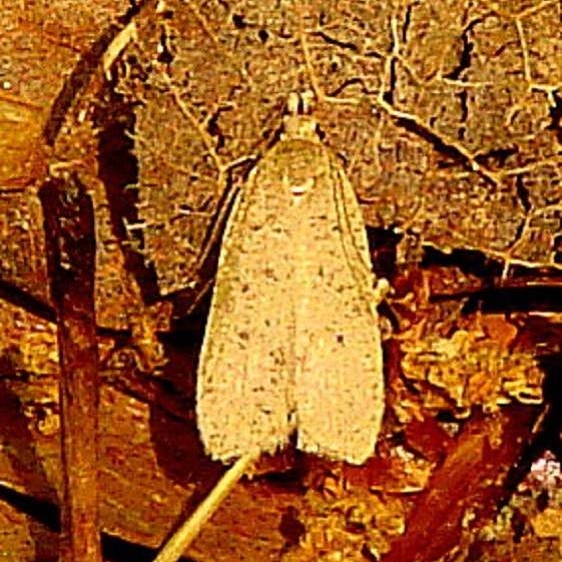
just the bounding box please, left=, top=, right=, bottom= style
left=283, top=92, right=318, bottom=139
left=287, top=90, right=316, bottom=116
left=301, top=90, right=315, bottom=114
left=287, top=92, right=301, bottom=115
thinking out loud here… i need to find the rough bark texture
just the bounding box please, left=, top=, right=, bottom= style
left=0, top=0, right=560, bottom=561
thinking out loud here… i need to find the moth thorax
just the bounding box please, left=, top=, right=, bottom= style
left=282, top=115, right=319, bottom=141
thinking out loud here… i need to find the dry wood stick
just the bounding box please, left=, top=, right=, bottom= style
left=383, top=405, right=540, bottom=562
left=41, top=174, right=102, bottom=562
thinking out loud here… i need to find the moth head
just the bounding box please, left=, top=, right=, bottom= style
left=283, top=91, right=319, bottom=141
left=282, top=114, right=318, bottom=140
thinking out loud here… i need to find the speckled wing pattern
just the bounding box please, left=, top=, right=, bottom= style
left=196, top=109, right=385, bottom=465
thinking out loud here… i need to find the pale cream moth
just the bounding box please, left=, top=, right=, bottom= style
left=196, top=93, right=386, bottom=465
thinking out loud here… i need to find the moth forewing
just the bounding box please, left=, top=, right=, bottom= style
left=333, top=163, right=382, bottom=310
left=196, top=146, right=297, bottom=463
left=196, top=107, right=385, bottom=465
left=291, top=148, right=384, bottom=465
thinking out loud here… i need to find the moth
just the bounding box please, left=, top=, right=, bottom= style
left=196, top=93, right=387, bottom=465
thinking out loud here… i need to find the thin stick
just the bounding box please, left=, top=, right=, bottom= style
left=40, top=174, right=101, bottom=562
left=152, top=451, right=259, bottom=562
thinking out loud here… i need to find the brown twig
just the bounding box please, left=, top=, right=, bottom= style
left=40, top=174, right=101, bottom=562
left=382, top=405, right=540, bottom=562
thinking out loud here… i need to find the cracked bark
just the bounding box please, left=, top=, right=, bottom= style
left=0, top=1, right=560, bottom=561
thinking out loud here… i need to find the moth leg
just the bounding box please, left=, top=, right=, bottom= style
left=373, top=277, right=390, bottom=303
